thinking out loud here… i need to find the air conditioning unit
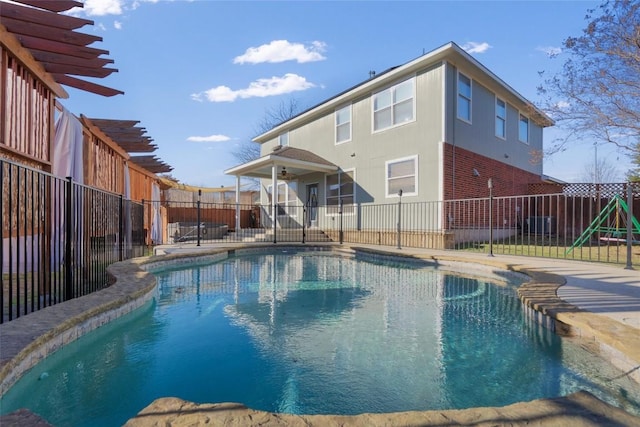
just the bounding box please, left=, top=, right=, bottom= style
left=526, top=216, right=556, bottom=235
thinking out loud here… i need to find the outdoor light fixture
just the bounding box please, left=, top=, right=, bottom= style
left=281, top=167, right=287, bottom=178
left=472, top=168, right=480, bottom=177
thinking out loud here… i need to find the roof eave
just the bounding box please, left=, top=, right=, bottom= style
left=225, top=153, right=338, bottom=177
left=254, top=41, right=554, bottom=141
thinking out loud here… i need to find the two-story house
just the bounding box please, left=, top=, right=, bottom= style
left=225, top=41, right=553, bottom=239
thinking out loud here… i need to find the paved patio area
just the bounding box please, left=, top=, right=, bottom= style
left=1, top=242, right=639, bottom=426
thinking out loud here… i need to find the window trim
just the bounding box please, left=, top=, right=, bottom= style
left=495, top=97, right=506, bottom=140
left=457, top=71, right=472, bottom=124
left=372, top=76, right=416, bottom=133
left=324, top=168, right=356, bottom=216
left=385, top=155, right=418, bottom=198
left=518, top=113, right=529, bottom=144
left=335, top=104, right=352, bottom=145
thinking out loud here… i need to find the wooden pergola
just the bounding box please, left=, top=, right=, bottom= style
left=85, top=118, right=173, bottom=175
left=0, top=0, right=123, bottom=97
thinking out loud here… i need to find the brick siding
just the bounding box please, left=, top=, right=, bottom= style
left=443, top=144, right=545, bottom=200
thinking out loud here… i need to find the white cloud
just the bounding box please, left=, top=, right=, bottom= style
left=81, top=0, right=124, bottom=16
left=192, top=73, right=316, bottom=103
left=114, top=20, right=122, bottom=29
left=187, top=135, right=231, bottom=143
left=70, top=0, right=171, bottom=16
left=461, top=42, right=492, bottom=54
left=234, top=40, right=327, bottom=64
left=537, top=46, right=562, bottom=57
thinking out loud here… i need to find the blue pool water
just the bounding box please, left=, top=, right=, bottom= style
left=2, top=249, right=639, bottom=426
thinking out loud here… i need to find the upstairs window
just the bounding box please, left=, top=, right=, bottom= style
left=496, top=98, right=506, bottom=139
left=457, top=72, right=472, bottom=122
left=386, top=155, right=418, bottom=197
left=279, top=132, right=289, bottom=146
left=519, top=114, right=529, bottom=143
left=373, top=77, right=415, bottom=132
left=335, top=105, right=351, bottom=144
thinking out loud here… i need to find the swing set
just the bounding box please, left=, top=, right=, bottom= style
left=566, top=194, right=640, bottom=254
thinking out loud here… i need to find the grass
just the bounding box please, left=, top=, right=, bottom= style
left=458, top=236, right=640, bottom=266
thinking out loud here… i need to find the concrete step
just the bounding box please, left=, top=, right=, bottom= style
left=221, top=228, right=333, bottom=243
left=263, top=229, right=333, bottom=242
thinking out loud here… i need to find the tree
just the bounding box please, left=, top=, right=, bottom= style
left=579, top=156, right=621, bottom=183
left=626, top=141, right=640, bottom=182
left=158, top=173, right=180, bottom=183
left=232, top=98, right=304, bottom=165
left=255, top=97, right=302, bottom=135
left=231, top=97, right=304, bottom=187
left=538, top=0, right=640, bottom=173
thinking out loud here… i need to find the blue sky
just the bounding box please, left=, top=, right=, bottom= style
left=59, top=0, right=632, bottom=188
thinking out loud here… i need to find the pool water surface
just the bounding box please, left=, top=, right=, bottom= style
left=2, top=250, right=639, bottom=426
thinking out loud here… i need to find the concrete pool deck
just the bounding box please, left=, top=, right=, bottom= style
left=1, top=242, right=639, bottom=426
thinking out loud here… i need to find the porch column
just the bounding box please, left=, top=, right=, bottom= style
left=235, top=175, right=241, bottom=231
left=272, top=165, right=278, bottom=236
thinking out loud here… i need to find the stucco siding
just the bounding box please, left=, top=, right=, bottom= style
left=255, top=47, right=549, bottom=211
left=262, top=65, right=446, bottom=206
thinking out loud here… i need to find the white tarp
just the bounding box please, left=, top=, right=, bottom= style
left=52, top=108, right=84, bottom=183
left=51, top=107, right=84, bottom=271
left=151, top=182, right=162, bottom=244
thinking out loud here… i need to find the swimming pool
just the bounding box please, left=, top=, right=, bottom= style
left=2, top=248, right=639, bottom=426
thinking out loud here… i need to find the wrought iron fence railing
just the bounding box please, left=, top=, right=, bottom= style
left=3, top=154, right=638, bottom=324
left=162, top=185, right=638, bottom=269
left=1, top=159, right=146, bottom=324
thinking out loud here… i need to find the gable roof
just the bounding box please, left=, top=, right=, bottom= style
left=269, top=145, right=336, bottom=166
left=225, top=146, right=337, bottom=179
left=254, top=41, right=553, bottom=143
left=0, top=0, right=122, bottom=97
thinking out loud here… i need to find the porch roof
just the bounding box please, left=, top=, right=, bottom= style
left=225, top=146, right=338, bottom=179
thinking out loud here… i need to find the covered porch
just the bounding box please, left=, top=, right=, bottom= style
left=224, top=146, right=338, bottom=234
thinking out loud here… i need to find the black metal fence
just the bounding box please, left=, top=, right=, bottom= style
left=3, top=153, right=639, bottom=324
left=1, top=159, right=146, bottom=324
left=164, top=184, right=639, bottom=268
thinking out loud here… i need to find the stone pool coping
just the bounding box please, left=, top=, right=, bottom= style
left=1, top=243, right=639, bottom=426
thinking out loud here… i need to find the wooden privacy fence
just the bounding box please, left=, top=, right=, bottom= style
left=163, top=203, right=261, bottom=231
